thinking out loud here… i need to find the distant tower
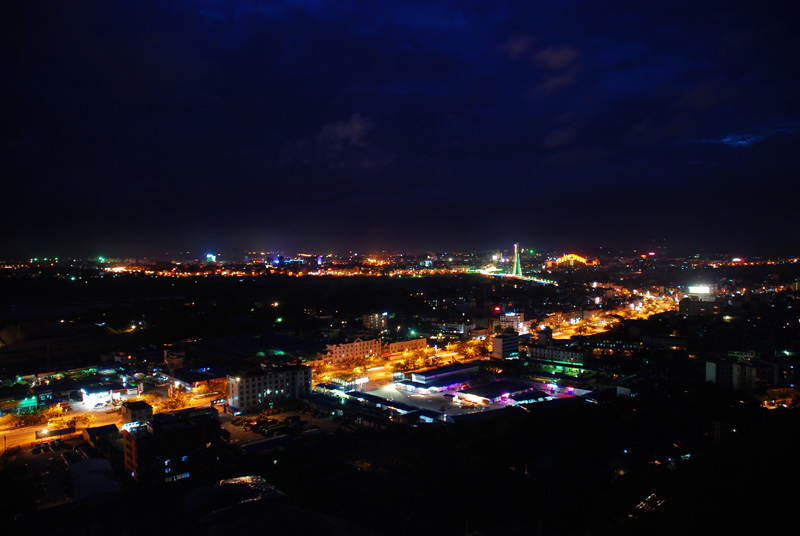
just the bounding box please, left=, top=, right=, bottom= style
left=512, top=244, right=522, bottom=277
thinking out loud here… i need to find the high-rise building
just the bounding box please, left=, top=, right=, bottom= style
left=679, top=298, right=723, bottom=316
left=362, top=312, right=388, bottom=331
left=123, top=407, right=222, bottom=484
left=499, top=312, right=525, bottom=333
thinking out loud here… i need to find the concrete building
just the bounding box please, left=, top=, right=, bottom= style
left=679, top=298, right=724, bottom=316
left=733, top=360, right=779, bottom=392
left=499, top=312, right=526, bottom=334
left=70, top=458, right=122, bottom=503
left=756, top=387, right=795, bottom=409
left=438, top=321, right=475, bottom=335
left=384, top=337, right=427, bottom=356
left=362, top=313, right=388, bottom=331
left=492, top=330, right=520, bottom=359
left=395, top=363, right=479, bottom=394
left=121, top=400, right=153, bottom=425
left=123, top=407, right=222, bottom=484
left=707, top=357, right=779, bottom=393
left=80, top=383, right=128, bottom=406
left=706, top=359, right=734, bottom=387
left=226, top=364, right=312, bottom=413
left=537, top=326, right=553, bottom=346
left=172, top=366, right=228, bottom=391
left=687, top=284, right=718, bottom=302
left=455, top=380, right=531, bottom=406
left=528, top=346, right=586, bottom=365
left=164, top=349, right=185, bottom=370
left=83, top=424, right=120, bottom=450
left=642, top=335, right=688, bottom=351
left=318, top=338, right=382, bottom=365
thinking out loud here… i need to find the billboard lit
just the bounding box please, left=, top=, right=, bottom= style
left=688, top=286, right=710, bottom=294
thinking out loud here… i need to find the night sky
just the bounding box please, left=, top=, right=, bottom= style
left=3, top=1, right=799, bottom=259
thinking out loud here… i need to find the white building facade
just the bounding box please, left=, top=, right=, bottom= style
left=384, top=337, right=427, bottom=356
left=318, top=338, right=382, bottom=365
left=227, top=365, right=312, bottom=413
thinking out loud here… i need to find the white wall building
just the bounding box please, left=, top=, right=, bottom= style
left=528, top=346, right=586, bottom=365
left=227, top=364, right=311, bottom=413
left=384, top=337, right=427, bottom=355
left=318, top=338, right=382, bottom=365
left=492, top=331, right=520, bottom=359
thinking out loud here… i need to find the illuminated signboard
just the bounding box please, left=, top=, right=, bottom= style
left=688, top=286, right=710, bottom=294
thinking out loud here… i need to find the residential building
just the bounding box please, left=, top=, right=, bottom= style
left=384, top=337, right=427, bottom=356
left=318, top=338, right=382, bottom=365
left=226, top=364, right=312, bottom=413
left=121, top=400, right=153, bottom=425
left=492, top=330, right=520, bottom=359
left=362, top=313, right=388, bottom=331
left=528, top=346, right=586, bottom=365
left=123, top=407, right=222, bottom=484
left=499, top=312, right=526, bottom=333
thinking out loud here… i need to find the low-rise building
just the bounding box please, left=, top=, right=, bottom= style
left=121, top=400, right=153, bottom=425
left=642, top=335, right=687, bottom=351
left=318, top=338, right=382, bottom=365
left=172, top=366, right=228, bottom=391
left=83, top=424, right=120, bottom=450
left=383, top=337, right=427, bottom=356
left=395, top=363, right=479, bottom=394
left=226, top=364, right=312, bottom=413
left=528, top=346, right=586, bottom=365
left=455, top=380, right=532, bottom=406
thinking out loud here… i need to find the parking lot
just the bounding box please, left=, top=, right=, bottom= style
left=223, top=409, right=341, bottom=443
left=366, top=383, right=494, bottom=415
left=6, top=437, right=81, bottom=510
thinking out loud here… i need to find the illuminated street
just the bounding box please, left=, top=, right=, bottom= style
left=545, top=295, right=676, bottom=339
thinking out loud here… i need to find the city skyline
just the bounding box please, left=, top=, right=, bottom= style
left=11, top=245, right=798, bottom=265
left=3, top=1, right=799, bottom=258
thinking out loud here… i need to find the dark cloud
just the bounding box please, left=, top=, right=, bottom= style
left=543, top=128, right=577, bottom=149
left=534, top=45, right=580, bottom=70
left=1, top=0, right=799, bottom=257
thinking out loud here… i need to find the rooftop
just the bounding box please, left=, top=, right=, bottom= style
left=122, top=400, right=152, bottom=411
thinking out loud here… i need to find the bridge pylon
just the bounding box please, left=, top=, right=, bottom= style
left=512, top=243, right=522, bottom=277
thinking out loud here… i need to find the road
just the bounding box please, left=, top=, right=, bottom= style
left=1, top=395, right=216, bottom=454
left=2, top=408, right=122, bottom=453
left=354, top=351, right=479, bottom=391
